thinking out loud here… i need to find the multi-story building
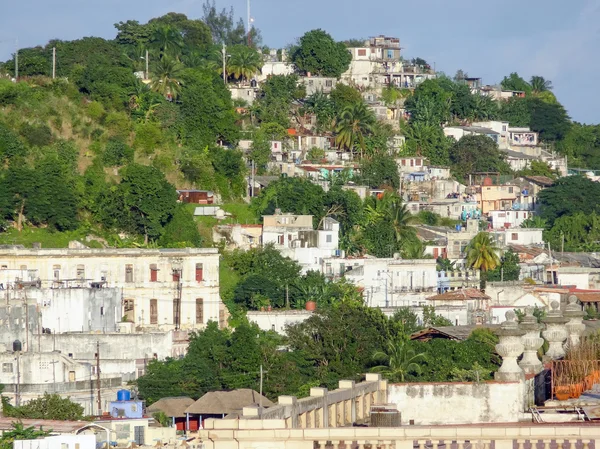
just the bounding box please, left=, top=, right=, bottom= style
left=0, top=247, right=224, bottom=331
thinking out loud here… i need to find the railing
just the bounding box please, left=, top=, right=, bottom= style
left=198, top=424, right=597, bottom=449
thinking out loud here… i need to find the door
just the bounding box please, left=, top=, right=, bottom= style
left=134, top=426, right=145, bottom=445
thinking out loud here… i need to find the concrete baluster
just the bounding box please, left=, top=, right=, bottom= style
left=519, top=306, right=544, bottom=375
left=418, top=440, right=426, bottom=449
left=542, top=301, right=569, bottom=360
left=542, top=439, right=551, bottom=449
left=431, top=441, right=439, bottom=449
left=567, top=439, right=577, bottom=449
left=516, top=439, right=527, bottom=449
left=495, top=311, right=526, bottom=381
left=456, top=441, right=465, bottom=449
left=564, top=295, right=586, bottom=349
left=582, top=440, right=591, bottom=449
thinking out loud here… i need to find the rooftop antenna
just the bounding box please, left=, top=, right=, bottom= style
left=247, top=0, right=253, bottom=47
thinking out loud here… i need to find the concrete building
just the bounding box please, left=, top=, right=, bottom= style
left=263, top=214, right=341, bottom=273
left=15, top=435, right=96, bottom=449
left=491, top=228, right=544, bottom=246
left=488, top=210, right=533, bottom=230
left=247, top=310, right=313, bottom=335
left=213, top=224, right=263, bottom=251
left=301, top=76, right=338, bottom=96
left=556, top=267, right=600, bottom=290
left=0, top=247, right=224, bottom=330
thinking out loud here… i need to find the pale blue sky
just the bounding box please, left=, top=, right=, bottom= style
left=1, top=0, right=598, bottom=123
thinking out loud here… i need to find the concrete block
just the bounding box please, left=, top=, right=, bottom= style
left=273, top=430, right=291, bottom=439
left=303, top=429, right=332, bottom=439
left=454, top=428, right=482, bottom=438
left=339, top=380, right=355, bottom=389
left=208, top=430, right=234, bottom=440
left=242, top=406, right=260, bottom=417
left=310, top=387, right=328, bottom=397
left=577, top=427, right=599, bottom=437
left=365, top=373, right=382, bottom=382
left=279, top=395, right=297, bottom=405
left=404, top=428, right=431, bottom=438
left=554, top=427, right=581, bottom=437
left=288, top=429, right=305, bottom=439
left=354, top=428, right=384, bottom=438
left=430, top=428, right=457, bottom=438
left=529, top=427, right=556, bottom=437
left=481, top=427, right=504, bottom=437
left=378, top=428, right=405, bottom=438
left=213, top=441, right=238, bottom=449
left=213, top=420, right=238, bottom=430
left=203, top=419, right=216, bottom=430
left=235, top=430, right=276, bottom=440
left=237, top=420, right=263, bottom=430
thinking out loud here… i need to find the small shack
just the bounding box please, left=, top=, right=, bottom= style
left=177, top=190, right=214, bottom=204
left=146, top=396, right=195, bottom=431
left=185, top=389, right=273, bottom=429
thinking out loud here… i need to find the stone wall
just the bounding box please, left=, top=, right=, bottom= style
left=387, top=381, right=526, bottom=425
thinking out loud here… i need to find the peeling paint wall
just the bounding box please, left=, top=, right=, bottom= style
left=388, top=381, right=525, bottom=425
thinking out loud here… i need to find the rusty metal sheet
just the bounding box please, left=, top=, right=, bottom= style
left=582, top=406, right=600, bottom=419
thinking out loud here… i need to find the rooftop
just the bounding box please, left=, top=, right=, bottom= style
left=411, top=324, right=500, bottom=341
left=185, top=389, right=273, bottom=415
left=427, top=288, right=491, bottom=301
left=146, top=396, right=195, bottom=418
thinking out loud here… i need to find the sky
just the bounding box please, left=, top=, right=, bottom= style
left=1, top=0, right=599, bottom=123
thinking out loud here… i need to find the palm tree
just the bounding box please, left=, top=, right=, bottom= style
left=402, top=239, right=427, bottom=259
left=228, top=45, right=263, bottom=83
left=151, top=57, right=184, bottom=100
left=521, top=216, right=547, bottom=229
left=150, top=25, right=184, bottom=59
left=335, top=102, right=376, bottom=158
left=371, top=336, right=427, bottom=382
left=466, top=232, right=501, bottom=291
left=530, top=76, right=553, bottom=93
left=436, top=257, right=456, bottom=272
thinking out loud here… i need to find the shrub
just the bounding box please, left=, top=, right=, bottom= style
left=103, top=137, right=134, bottom=166
left=19, top=123, right=53, bottom=147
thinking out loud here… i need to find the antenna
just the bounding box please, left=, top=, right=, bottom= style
left=247, top=0, right=252, bottom=47
left=14, top=38, right=18, bottom=80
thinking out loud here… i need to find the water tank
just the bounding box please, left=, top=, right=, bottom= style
left=370, top=405, right=401, bottom=427
left=12, top=340, right=22, bottom=352
left=117, top=389, right=131, bottom=401
left=305, top=301, right=316, bottom=311
left=455, top=224, right=462, bottom=232
left=483, top=177, right=493, bottom=186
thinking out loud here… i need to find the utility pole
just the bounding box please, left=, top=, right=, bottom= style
left=247, top=0, right=251, bottom=47
left=15, top=351, right=21, bottom=406
left=285, top=284, right=289, bottom=309
left=259, top=364, right=263, bottom=416
left=251, top=160, right=255, bottom=198
left=145, top=49, right=149, bottom=80
left=96, top=341, right=102, bottom=415
left=14, top=39, right=18, bottom=81
left=222, top=42, right=227, bottom=85
left=52, top=47, right=56, bottom=79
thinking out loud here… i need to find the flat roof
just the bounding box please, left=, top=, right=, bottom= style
left=0, top=248, right=218, bottom=256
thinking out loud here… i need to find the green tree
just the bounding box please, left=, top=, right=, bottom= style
left=150, top=24, right=184, bottom=58
left=517, top=160, right=558, bottom=179
left=500, top=73, right=531, bottom=93
left=179, top=69, right=239, bottom=147
left=537, top=175, right=600, bottom=226
left=0, top=123, right=27, bottom=162
left=359, top=153, right=400, bottom=189
left=487, top=248, right=521, bottom=282
left=228, top=45, right=262, bottom=82
left=201, top=0, right=262, bottom=47
left=499, top=97, right=531, bottom=127
left=254, top=74, right=304, bottom=128
left=2, top=393, right=84, bottom=420
left=329, top=84, right=362, bottom=114
left=103, top=138, right=134, bottom=167
left=251, top=177, right=325, bottom=220
left=402, top=122, right=452, bottom=166
left=466, top=232, right=501, bottom=290
left=151, top=57, right=184, bottom=100
left=449, top=135, right=511, bottom=183
left=113, top=164, right=177, bottom=242
left=335, top=102, right=376, bottom=157
left=530, top=76, right=553, bottom=93
left=290, top=29, right=352, bottom=78
left=528, top=97, right=571, bottom=142
left=422, top=305, right=453, bottom=327
left=404, top=79, right=452, bottom=126
left=521, top=216, right=547, bottom=229
left=390, top=307, right=422, bottom=335
left=371, top=336, right=426, bottom=382
left=159, top=204, right=202, bottom=247
left=249, top=129, right=272, bottom=174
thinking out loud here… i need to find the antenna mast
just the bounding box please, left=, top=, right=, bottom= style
left=247, top=0, right=251, bottom=47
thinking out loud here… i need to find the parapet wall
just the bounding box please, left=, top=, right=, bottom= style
left=387, top=381, right=527, bottom=425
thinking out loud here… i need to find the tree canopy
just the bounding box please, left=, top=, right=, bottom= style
left=290, top=29, right=352, bottom=78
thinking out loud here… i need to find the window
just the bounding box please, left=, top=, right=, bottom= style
left=150, top=264, right=158, bottom=282
left=508, top=187, right=514, bottom=194
left=100, top=306, right=104, bottom=316
left=68, top=371, right=76, bottom=382
left=20, top=265, right=27, bottom=271
left=326, top=235, right=332, bottom=243
left=150, top=299, right=158, bottom=324
left=76, top=264, right=85, bottom=280
left=511, top=233, right=518, bottom=241
left=125, top=265, right=134, bottom=283
left=308, top=80, right=313, bottom=86
left=325, top=80, right=333, bottom=87
left=410, top=159, right=414, bottom=167
left=124, top=299, right=134, bottom=322
left=53, top=265, right=61, bottom=280
left=196, top=298, right=204, bottom=324
left=416, top=159, right=422, bottom=166
left=172, top=299, right=179, bottom=325
left=2, top=363, right=13, bottom=373
left=195, top=263, right=204, bottom=282
left=326, top=264, right=332, bottom=275
left=401, top=160, right=406, bottom=166
left=278, top=235, right=284, bottom=245
left=358, top=49, right=367, bottom=56
left=39, top=361, right=49, bottom=370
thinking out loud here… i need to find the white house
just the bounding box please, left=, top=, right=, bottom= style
left=488, top=210, right=533, bottom=230
left=491, top=228, right=544, bottom=246
left=247, top=310, right=314, bottom=335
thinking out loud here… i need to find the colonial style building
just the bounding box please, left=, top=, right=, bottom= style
left=0, top=247, right=224, bottom=331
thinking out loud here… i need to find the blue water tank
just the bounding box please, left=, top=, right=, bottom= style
left=455, top=224, right=462, bottom=232
left=117, top=389, right=131, bottom=401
